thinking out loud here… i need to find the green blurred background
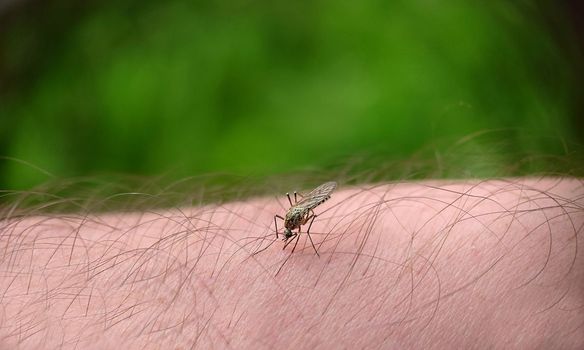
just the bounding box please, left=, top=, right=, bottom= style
left=1, top=0, right=583, bottom=191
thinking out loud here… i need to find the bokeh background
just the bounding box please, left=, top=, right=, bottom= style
left=1, top=0, right=583, bottom=191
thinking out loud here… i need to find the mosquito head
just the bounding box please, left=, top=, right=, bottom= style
left=283, top=228, right=294, bottom=240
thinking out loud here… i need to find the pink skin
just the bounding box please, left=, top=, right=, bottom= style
left=1, top=178, right=583, bottom=349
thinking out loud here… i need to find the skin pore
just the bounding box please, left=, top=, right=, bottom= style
left=1, top=178, right=583, bottom=349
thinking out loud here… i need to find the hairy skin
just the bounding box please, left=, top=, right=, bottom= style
left=1, top=178, right=583, bottom=349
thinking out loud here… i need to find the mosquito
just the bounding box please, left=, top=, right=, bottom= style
left=274, top=181, right=337, bottom=257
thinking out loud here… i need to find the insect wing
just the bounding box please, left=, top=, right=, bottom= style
left=296, top=181, right=337, bottom=209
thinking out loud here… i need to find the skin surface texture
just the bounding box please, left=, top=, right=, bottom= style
left=1, top=178, right=583, bottom=349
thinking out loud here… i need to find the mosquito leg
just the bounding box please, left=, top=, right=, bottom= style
left=305, top=214, right=320, bottom=257
left=283, top=233, right=297, bottom=250
left=289, top=232, right=301, bottom=254
left=274, top=214, right=285, bottom=239
left=286, top=193, right=293, bottom=207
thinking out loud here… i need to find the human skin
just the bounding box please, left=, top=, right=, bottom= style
left=0, top=178, right=583, bottom=349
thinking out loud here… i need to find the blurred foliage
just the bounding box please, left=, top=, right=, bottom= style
left=0, top=0, right=582, bottom=191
